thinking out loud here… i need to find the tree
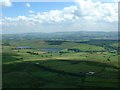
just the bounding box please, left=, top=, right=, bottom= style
left=107, top=58, right=110, bottom=61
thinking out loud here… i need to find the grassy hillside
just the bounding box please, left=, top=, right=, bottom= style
left=2, top=38, right=119, bottom=88
left=71, top=44, right=105, bottom=51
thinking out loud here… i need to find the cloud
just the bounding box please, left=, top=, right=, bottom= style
left=9, top=0, right=117, bottom=23
left=1, top=0, right=118, bottom=34
left=75, top=0, right=118, bottom=22
left=26, top=3, right=30, bottom=8
left=113, top=0, right=119, bottom=2
left=28, top=10, right=34, bottom=13
left=2, top=6, right=79, bottom=25
left=0, top=0, right=12, bottom=7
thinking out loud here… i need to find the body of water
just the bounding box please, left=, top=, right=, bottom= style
left=16, top=46, right=32, bottom=49
left=41, top=48, right=63, bottom=52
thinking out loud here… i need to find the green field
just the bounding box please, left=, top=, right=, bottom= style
left=2, top=39, right=119, bottom=88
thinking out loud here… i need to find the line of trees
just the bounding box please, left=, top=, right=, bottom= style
left=67, top=48, right=105, bottom=53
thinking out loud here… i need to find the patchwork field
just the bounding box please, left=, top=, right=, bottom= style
left=2, top=39, right=119, bottom=88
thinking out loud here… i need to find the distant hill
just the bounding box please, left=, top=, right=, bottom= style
left=2, top=31, right=118, bottom=41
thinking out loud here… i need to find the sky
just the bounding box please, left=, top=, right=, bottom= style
left=0, top=0, right=119, bottom=34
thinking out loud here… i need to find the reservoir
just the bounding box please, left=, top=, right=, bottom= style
left=41, top=48, right=63, bottom=52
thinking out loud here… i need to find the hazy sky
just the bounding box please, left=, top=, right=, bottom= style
left=0, top=0, right=118, bottom=34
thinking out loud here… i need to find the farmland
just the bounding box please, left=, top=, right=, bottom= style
left=2, top=32, right=119, bottom=89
